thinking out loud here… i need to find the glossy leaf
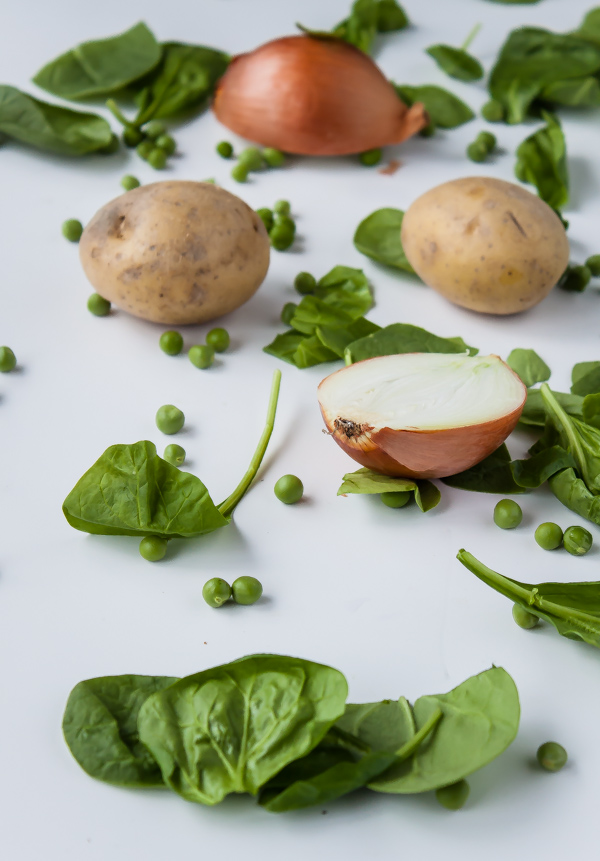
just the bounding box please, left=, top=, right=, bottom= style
left=338, top=467, right=441, bottom=512
left=62, top=440, right=228, bottom=537
left=458, top=548, right=600, bottom=648
left=511, top=445, right=576, bottom=488
left=549, top=468, right=600, bottom=526
left=63, top=675, right=177, bottom=786
left=441, top=444, right=526, bottom=494
left=426, top=45, right=483, bottom=82
left=571, top=361, right=600, bottom=396
left=514, top=111, right=568, bottom=209
left=137, top=655, right=348, bottom=805
left=353, top=208, right=416, bottom=273
left=345, top=323, right=477, bottom=365
left=393, top=83, right=474, bottom=128
left=506, top=348, right=550, bottom=387
left=0, top=85, right=112, bottom=155
left=316, top=318, right=380, bottom=358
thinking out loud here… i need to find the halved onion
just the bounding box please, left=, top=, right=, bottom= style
left=318, top=353, right=526, bottom=479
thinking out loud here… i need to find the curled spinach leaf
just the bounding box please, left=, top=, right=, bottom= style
left=344, top=323, right=477, bottom=364
left=393, top=83, right=474, bottom=129
left=353, top=208, right=416, bottom=273
left=514, top=111, right=568, bottom=210
left=338, top=467, right=440, bottom=512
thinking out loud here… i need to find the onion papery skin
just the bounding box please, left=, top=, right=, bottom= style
left=213, top=35, right=428, bottom=156
left=318, top=355, right=527, bottom=479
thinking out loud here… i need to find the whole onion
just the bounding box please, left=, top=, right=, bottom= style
left=213, top=35, right=428, bottom=156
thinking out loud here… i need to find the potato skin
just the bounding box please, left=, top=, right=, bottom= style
left=401, top=177, right=569, bottom=315
left=79, top=181, right=270, bottom=325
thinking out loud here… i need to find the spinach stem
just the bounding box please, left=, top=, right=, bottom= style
left=105, top=98, right=134, bottom=129
left=218, top=369, right=282, bottom=518
left=540, top=384, right=586, bottom=476
left=461, top=23, right=481, bottom=51
left=457, top=549, right=532, bottom=603
left=395, top=707, right=443, bottom=762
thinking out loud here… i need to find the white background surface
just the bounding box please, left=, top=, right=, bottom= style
left=1, top=1, right=599, bottom=858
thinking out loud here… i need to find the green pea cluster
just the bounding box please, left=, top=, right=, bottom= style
left=256, top=200, right=296, bottom=251
left=158, top=327, right=230, bottom=370
left=466, top=131, right=497, bottom=163
left=558, top=255, right=600, bottom=293
left=202, top=576, right=263, bottom=608
left=130, top=120, right=176, bottom=170
left=216, top=142, right=286, bottom=183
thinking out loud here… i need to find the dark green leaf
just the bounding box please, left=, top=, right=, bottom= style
left=353, top=208, right=416, bottom=273
left=540, top=77, right=600, bottom=107
left=137, top=655, right=348, bottom=805
left=314, top=265, right=373, bottom=318
left=290, top=297, right=355, bottom=336
left=393, top=83, right=474, bottom=128
left=263, top=331, right=307, bottom=365
left=442, top=444, right=526, bottom=494
left=294, top=336, right=339, bottom=369
left=62, top=440, right=228, bottom=537
left=426, top=45, right=484, bottom=82
left=338, top=467, right=441, bottom=512
left=541, top=384, right=600, bottom=494
left=63, top=675, right=177, bottom=786
left=514, top=111, right=568, bottom=209
left=0, top=85, right=112, bottom=155
left=332, top=0, right=409, bottom=54
left=33, top=22, right=161, bottom=100
left=571, top=361, right=600, bottom=396
left=574, top=8, right=600, bottom=46
left=458, top=548, right=600, bottom=648
left=345, top=323, right=477, bottom=364
left=316, top=318, right=380, bottom=358
left=583, top=393, right=600, bottom=428
left=549, top=467, right=600, bottom=526
left=511, top=445, right=576, bottom=488
left=506, top=348, right=550, bottom=387
left=519, top=388, right=583, bottom=427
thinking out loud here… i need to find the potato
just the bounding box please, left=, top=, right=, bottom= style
left=79, top=181, right=270, bottom=325
left=401, top=177, right=569, bottom=315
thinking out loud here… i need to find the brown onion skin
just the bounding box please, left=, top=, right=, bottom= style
left=213, top=35, right=428, bottom=156
left=318, top=358, right=527, bottom=479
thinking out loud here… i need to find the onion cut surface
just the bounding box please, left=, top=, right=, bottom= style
left=318, top=353, right=526, bottom=479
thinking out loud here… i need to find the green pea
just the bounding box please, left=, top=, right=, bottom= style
left=62, top=219, right=83, bottom=242
left=139, top=535, right=168, bottom=562
left=159, top=330, right=184, bottom=356
left=585, top=254, right=600, bottom=277
left=435, top=779, right=470, bottom=810
left=155, top=404, right=185, bottom=435
left=274, top=474, right=303, bottom=504
left=270, top=223, right=295, bottom=251
left=87, top=293, right=111, bottom=317
left=477, top=131, right=496, bottom=151
left=120, top=174, right=140, bottom=191
left=155, top=134, right=176, bottom=155
left=232, top=575, right=263, bottom=605
left=493, top=499, right=523, bottom=529
left=512, top=603, right=540, bottom=630
left=563, top=525, right=592, bottom=556
left=467, top=141, right=487, bottom=163
left=281, top=302, right=298, bottom=325
left=144, top=120, right=167, bottom=140
left=0, top=346, right=16, bottom=373
left=273, top=199, right=291, bottom=216
left=560, top=264, right=592, bottom=293
left=163, top=443, right=186, bottom=467
left=136, top=140, right=154, bottom=160
left=359, top=148, right=382, bottom=166
left=231, top=163, right=249, bottom=183
left=381, top=491, right=411, bottom=509
left=206, top=327, right=230, bottom=353
left=537, top=741, right=568, bottom=772
left=238, top=147, right=264, bottom=171
left=481, top=99, right=504, bottom=122
left=189, top=344, right=215, bottom=369
left=148, top=148, right=167, bottom=170
left=294, top=272, right=316, bottom=295
left=274, top=214, right=296, bottom=232
left=256, top=207, right=274, bottom=232
left=202, top=577, right=231, bottom=608
left=534, top=522, right=563, bottom=551
left=262, top=147, right=285, bottom=168
left=123, top=127, right=144, bottom=147
left=216, top=140, right=234, bottom=158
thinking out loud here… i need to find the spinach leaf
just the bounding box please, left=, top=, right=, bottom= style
left=353, top=208, right=416, bottom=273
left=571, top=361, right=600, bottom=396
left=313, top=265, right=373, bottom=318
left=137, top=655, right=348, bottom=805
left=338, top=467, right=441, bottom=512
left=316, top=318, right=380, bottom=358
left=583, top=393, right=600, bottom=429
left=335, top=698, right=415, bottom=751
left=367, top=668, right=520, bottom=794
left=549, top=467, right=600, bottom=526
left=33, top=22, right=161, bottom=100
left=263, top=331, right=307, bottom=365
left=290, top=297, right=355, bottom=336
left=63, top=675, right=177, bottom=786
left=393, top=84, right=474, bottom=129
left=575, top=8, right=600, bottom=46
left=458, top=549, right=600, bottom=648
left=541, top=384, right=600, bottom=494
left=425, top=46, right=483, bottom=82
left=511, top=445, right=576, bottom=488
left=506, top=348, right=550, bottom=387
left=345, top=323, right=477, bottom=365
left=442, top=444, right=526, bottom=494
left=540, top=77, right=600, bottom=107
left=0, top=85, right=112, bottom=155
left=519, top=388, right=583, bottom=427
left=294, top=336, right=339, bottom=369
left=332, top=0, right=409, bottom=55
left=488, top=27, right=600, bottom=124
left=514, top=111, right=568, bottom=210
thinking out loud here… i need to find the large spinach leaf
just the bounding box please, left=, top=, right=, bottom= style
left=353, top=208, right=416, bottom=273
left=393, top=84, right=474, bottom=129
left=345, top=323, right=477, bottom=364
left=506, top=348, right=550, bottom=388
left=0, top=85, right=112, bottom=155
left=63, top=675, right=177, bottom=786
left=137, top=655, right=348, bottom=805
left=33, top=22, right=161, bottom=100
left=459, top=549, right=600, bottom=648
left=442, top=444, right=526, bottom=494
left=514, top=111, right=568, bottom=210
left=338, top=467, right=441, bottom=512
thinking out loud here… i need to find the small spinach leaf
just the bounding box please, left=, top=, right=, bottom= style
left=514, top=111, right=568, bottom=209
left=345, top=323, right=477, bottom=364
left=314, top=265, right=373, bottom=318
left=511, top=445, right=576, bottom=488
left=353, top=208, right=416, bottom=273
left=442, top=444, right=526, bottom=494
left=294, top=336, right=339, bottom=369
left=583, top=393, right=600, bottom=429
left=263, top=331, right=307, bottom=365
left=33, top=22, right=161, bottom=100
left=63, top=675, right=177, bottom=786
left=137, top=655, right=348, bottom=805
left=426, top=45, right=483, bottom=82
left=571, top=361, right=600, bottom=396
left=393, top=83, right=474, bottom=128
left=338, top=467, right=441, bottom=512
left=506, top=348, right=550, bottom=387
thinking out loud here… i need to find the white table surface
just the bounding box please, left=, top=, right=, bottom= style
left=1, top=1, right=599, bottom=858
